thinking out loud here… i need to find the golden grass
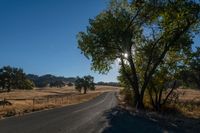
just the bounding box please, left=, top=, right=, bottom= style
left=173, top=89, right=200, bottom=118
left=0, top=85, right=119, bottom=119
left=143, top=88, right=200, bottom=118
left=120, top=87, right=200, bottom=118
left=0, top=86, right=76, bottom=99
left=118, top=88, right=200, bottom=132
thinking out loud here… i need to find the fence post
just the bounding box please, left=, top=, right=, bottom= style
left=3, top=98, right=5, bottom=108
left=67, top=96, right=69, bottom=104
left=33, top=98, right=35, bottom=110
left=47, top=96, right=49, bottom=103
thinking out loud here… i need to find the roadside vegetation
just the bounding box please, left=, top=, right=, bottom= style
left=77, top=0, right=200, bottom=119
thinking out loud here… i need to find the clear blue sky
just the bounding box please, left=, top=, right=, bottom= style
left=0, top=0, right=199, bottom=82
left=0, top=0, right=119, bottom=82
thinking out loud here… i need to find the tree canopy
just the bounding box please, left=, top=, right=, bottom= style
left=180, top=47, right=200, bottom=89
left=75, top=75, right=95, bottom=94
left=77, top=0, right=200, bottom=109
left=0, top=66, right=34, bottom=91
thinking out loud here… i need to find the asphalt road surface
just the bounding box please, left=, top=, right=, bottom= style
left=0, top=92, right=117, bottom=133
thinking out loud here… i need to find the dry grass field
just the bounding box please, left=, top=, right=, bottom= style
left=0, top=85, right=119, bottom=119
left=119, top=87, right=200, bottom=118
left=118, top=88, right=200, bottom=132
left=173, top=88, right=200, bottom=118
left=158, top=89, right=200, bottom=132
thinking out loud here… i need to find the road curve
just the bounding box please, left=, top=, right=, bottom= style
left=0, top=92, right=117, bottom=133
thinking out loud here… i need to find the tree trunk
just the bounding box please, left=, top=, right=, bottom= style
left=83, top=87, right=87, bottom=94
left=120, top=56, right=141, bottom=107
left=136, top=95, right=144, bottom=110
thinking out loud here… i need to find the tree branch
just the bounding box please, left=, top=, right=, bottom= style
left=120, top=56, right=134, bottom=89
left=141, top=19, right=196, bottom=95
left=162, top=80, right=176, bottom=105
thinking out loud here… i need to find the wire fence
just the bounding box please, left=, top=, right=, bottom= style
left=0, top=93, right=99, bottom=110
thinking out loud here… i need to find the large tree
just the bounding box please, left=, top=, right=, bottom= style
left=77, top=0, right=200, bottom=109
left=0, top=66, right=34, bottom=91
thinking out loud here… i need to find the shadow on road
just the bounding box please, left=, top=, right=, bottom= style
left=102, top=107, right=185, bottom=133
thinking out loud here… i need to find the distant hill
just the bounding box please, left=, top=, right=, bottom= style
left=96, top=81, right=120, bottom=87
left=27, top=74, right=119, bottom=88
left=26, top=74, right=76, bottom=88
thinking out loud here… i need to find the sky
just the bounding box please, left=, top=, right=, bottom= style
left=0, top=0, right=199, bottom=82
left=0, top=0, right=120, bottom=82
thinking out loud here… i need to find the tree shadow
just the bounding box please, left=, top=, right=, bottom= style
left=102, top=107, right=187, bottom=133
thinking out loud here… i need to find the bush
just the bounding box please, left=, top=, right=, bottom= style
left=67, top=82, right=73, bottom=87
left=120, top=88, right=135, bottom=106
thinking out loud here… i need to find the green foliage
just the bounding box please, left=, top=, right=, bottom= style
left=0, top=66, right=34, bottom=91
left=120, top=88, right=135, bottom=106
left=67, top=82, right=73, bottom=87
left=189, top=47, right=200, bottom=89
left=74, top=75, right=95, bottom=94
left=118, top=64, right=131, bottom=89
left=75, top=77, right=84, bottom=92
left=77, top=0, right=200, bottom=109
left=77, top=0, right=139, bottom=73
left=180, top=47, right=200, bottom=89
left=50, top=80, right=65, bottom=88
left=96, top=81, right=120, bottom=86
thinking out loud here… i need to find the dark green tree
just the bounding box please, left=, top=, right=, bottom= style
left=75, top=75, right=95, bottom=94
left=67, top=82, right=73, bottom=87
left=0, top=66, right=34, bottom=91
left=50, top=80, right=65, bottom=88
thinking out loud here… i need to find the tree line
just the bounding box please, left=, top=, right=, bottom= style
left=26, top=74, right=76, bottom=88
left=0, top=66, right=96, bottom=94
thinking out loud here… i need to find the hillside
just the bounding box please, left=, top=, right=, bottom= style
left=26, top=74, right=76, bottom=87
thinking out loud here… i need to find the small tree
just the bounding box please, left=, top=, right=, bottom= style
left=50, top=80, right=65, bottom=88
left=67, top=82, right=73, bottom=87
left=75, top=75, right=95, bottom=94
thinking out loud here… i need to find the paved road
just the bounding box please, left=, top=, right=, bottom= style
left=0, top=92, right=117, bottom=133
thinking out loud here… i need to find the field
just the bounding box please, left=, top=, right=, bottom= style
left=118, top=88, right=200, bottom=132
left=0, top=85, right=119, bottom=119
left=157, top=88, right=200, bottom=132
left=172, top=88, right=200, bottom=118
